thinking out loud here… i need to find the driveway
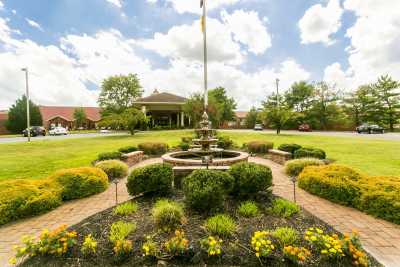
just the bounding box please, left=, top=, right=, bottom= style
left=0, top=132, right=128, bottom=144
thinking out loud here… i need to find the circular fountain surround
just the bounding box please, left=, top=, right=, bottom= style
left=162, top=150, right=249, bottom=166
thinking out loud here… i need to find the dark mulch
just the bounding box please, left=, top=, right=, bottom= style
left=21, top=191, right=381, bottom=267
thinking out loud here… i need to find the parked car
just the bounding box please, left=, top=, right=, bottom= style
left=22, top=126, right=46, bottom=137
left=254, top=124, right=263, bottom=131
left=49, top=127, right=68, bottom=135
left=298, top=123, right=312, bottom=132
left=356, top=123, right=384, bottom=134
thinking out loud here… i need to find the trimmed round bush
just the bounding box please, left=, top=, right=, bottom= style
left=229, top=162, right=272, bottom=198
left=183, top=170, right=234, bottom=212
left=127, top=164, right=173, bottom=196
left=246, top=141, right=273, bottom=154
left=97, top=151, right=123, bottom=161
left=298, top=164, right=363, bottom=206
left=50, top=167, right=109, bottom=200
left=294, top=147, right=326, bottom=159
left=0, top=179, right=62, bottom=225
left=284, top=158, right=325, bottom=177
left=138, top=142, right=168, bottom=155
left=95, top=160, right=129, bottom=180
left=217, top=136, right=234, bottom=149
left=179, top=142, right=190, bottom=151
left=278, top=143, right=302, bottom=154
left=152, top=199, right=185, bottom=232
left=118, top=146, right=138, bottom=153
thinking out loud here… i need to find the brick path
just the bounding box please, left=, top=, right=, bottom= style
left=0, top=157, right=399, bottom=266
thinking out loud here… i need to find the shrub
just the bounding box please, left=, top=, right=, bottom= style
left=95, top=160, right=128, bottom=180
left=229, top=162, right=272, bottom=198
left=178, top=142, right=190, bottom=151
left=152, top=199, right=185, bottom=232
left=113, top=202, right=138, bottom=216
left=237, top=201, right=259, bottom=218
left=298, top=165, right=363, bottom=206
left=284, top=158, right=325, bottom=177
left=246, top=141, right=273, bottom=154
left=278, top=143, right=302, bottom=154
left=138, top=142, right=168, bottom=155
left=294, top=147, right=326, bottom=159
left=97, top=151, right=123, bottom=161
left=0, top=179, right=62, bottom=225
left=183, top=170, right=234, bottom=212
left=50, top=167, right=109, bottom=201
left=204, top=214, right=236, bottom=237
left=217, top=136, right=234, bottom=149
left=118, top=146, right=138, bottom=153
left=109, top=221, right=136, bottom=244
left=270, top=199, right=300, bottom=218
left=272, top=227, right=299, bottom=247
left=127, top=164, right=173, bottom=196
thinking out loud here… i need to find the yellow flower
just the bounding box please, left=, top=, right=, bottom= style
left=255, top=252, right=260, bottom=257
left=310, top=236, right=317, bottom=241
left=9, top=257, right=17, bottom=265
left=321, top=249, right=328, bottom=254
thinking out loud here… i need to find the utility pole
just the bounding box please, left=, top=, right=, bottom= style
left=21, top=68, right=31, bottom=142
left=202, top=0, right=208, bottom=112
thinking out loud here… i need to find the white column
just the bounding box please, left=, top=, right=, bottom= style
left=141, top=105, right=147, bottom=115
left=181, top=112, right=184, bottom=127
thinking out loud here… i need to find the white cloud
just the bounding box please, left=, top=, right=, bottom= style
left=299, top=0, right=343, bottom=45
left=221, top=9, right=271, bottom=55
left=150, top=0, right=239, bottom=14
left=25, top=18, right=44, bottom=32
left=106, top=0, right=123, bottom=8
left=323, top=62, right=351, bottom=90
left=0, top=1, right=4, bottom=9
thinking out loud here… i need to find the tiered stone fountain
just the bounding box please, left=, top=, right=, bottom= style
left=162, top=112, right=249, bottom=167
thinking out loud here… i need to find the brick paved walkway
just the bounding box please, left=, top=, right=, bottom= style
left=1, top=157, right=399, bottom=267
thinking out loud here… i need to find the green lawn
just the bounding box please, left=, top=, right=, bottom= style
left=0, top=130, right=398, bottom=181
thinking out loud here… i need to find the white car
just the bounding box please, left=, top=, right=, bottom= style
left=49, top=127, right=68, bottom=135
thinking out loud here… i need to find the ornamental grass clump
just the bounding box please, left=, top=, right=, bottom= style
left=270, top=198, right=300, bottom=218
left=95, top=160, right=128, bottom=181
left=205, top=214, right=237, bottom=237
left=138, top=142, right=168, bottom=155
left=250, top=231, right=275, bottom=258
left=109, top=221, right=136, bottom=244
left=113, top=202, right=138, bottom=216
left=284, top=158, right=325, bottom=177
left=237, top=201, right=259, bottom=218
left=152, top=199, right=185, bottom=232
left=200, top=236, right=223, bottom=257
left=272, top=227, right=299, bottom=247
left=246, top=141, right=273, bottom=154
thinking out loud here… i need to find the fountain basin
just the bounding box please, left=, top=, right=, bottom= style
left=162, top=150, right=249, bottom=166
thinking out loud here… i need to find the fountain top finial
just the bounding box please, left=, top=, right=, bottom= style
left=202, top=111, right=209, bottom=120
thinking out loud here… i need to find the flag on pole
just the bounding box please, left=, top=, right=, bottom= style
left=200, top=0, right=204, bottom=8
left=201, top=15, right=205, bottom=33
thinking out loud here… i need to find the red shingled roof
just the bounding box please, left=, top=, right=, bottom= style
left=235, top=111, right=248, bottom=119
left=0, top=111, right=8, bottom=121
left=39, top=106, right=101, bottom=122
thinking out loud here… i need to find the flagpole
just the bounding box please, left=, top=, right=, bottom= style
left=202, top=0, right=208, bottom=111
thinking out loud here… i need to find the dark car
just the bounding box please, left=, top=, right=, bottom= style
left=23, top=126, right=46, bottom=137
left=298, top=123, right=312, bottom=132
left=356, top=124, right=384, bottom=134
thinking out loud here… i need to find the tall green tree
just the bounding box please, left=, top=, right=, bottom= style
left=343, top=85, right=377, bottom=127
left=73, top=107, right=87, bottom=128
left=261, top=93, right=291, bottom=134
left=6, top=95, right=42, bottom=133
left=208, top=87, right=237, bottom=127
left=183, top=93, right=204, bottom=127
left=98, top=74, right=143, bottom=115
left=244, top=107, right=259, bottom=129
left=99, top=108, right=148, bottom=135
left=372, top=75, right=400, bottom=131
left=285, top=81, right=315, bottom=113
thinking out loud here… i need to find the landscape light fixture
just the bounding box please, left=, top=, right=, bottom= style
left=291, top=176, right=297, bottom=203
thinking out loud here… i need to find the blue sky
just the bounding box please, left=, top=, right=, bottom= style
left=0, top=0, right=399, bottom=110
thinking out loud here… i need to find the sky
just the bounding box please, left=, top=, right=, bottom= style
left=0, top=0, right=400, bottom=110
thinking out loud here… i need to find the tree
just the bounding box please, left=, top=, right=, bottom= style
left=73, top=107, right=87, bottom=129
left=98, top=74, right=143, bottom=115
left=244, top=107, right=259, bottom=129
left=343, top=85, right=377, bottom=127
left=183, top=93, right=204, bottom=127
left=6, top=95, right=43, bottom=133
left=285, top=81, right=315, bottom=113
left=261, top=93, right=291, bottom=134
left=372, top=75, right=400, bottom=131
left=99, top=108, right=148, bottom=135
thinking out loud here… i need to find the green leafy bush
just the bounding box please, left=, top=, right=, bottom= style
left=181, top=136, right=193, bottom=143
left=152, top=199, right=185, bottom=232
left=50, top=167, right=109, bottom=201
left=138, top=142, right=168, bottom=155
left=270, top=199, right=300, bottom=218
left=127, top=164, right=173, bottom=196
left=298, top=165, right=363, bottom=206
left=217, top=136, right=234, bottom=149
left=118, top=146, right=138, bottom=153
left=113, top=202, right=138, bottom=216
left=284, top=158, right=325, bottom=177
left=294, top=147, right=326, bottom=159
left=246, top=141, right=273, bottom=154
left=183, top=170, right=234, bottom=212
left=178, top=142, right=190, bottom=151
left=95, top=160, right=128, bottom=180
left=0, top=179, right=62, bottom=225
left=237, top=201, right=259, bottom=217
left=278, top=144, right=302, bottom=154
left=272, top=227, right=299, bottom=247
left=205, top=214, right=236, bottom=237
left=229, top=162, right=272, bottom=198
left=97, top=151, right=123, bottom=161
left=109, top=221, right=136, bottom=244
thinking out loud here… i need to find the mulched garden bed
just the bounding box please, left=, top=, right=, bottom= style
left=21, top=191, right=381, bottom=267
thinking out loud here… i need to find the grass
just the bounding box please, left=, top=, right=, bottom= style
left=0, top=129, right=399, bottom=181
left=270, top=199, right=300, bottom=218
left=113, top=202, right=138, bottom=216
left=237, top=201, right=259, bottom=218
left=205, top=214, right=237, bottom=237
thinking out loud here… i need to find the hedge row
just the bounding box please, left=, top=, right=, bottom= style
left=298, top=164, right=400, bottom=224
left=0, top=167, right=109, bottom=226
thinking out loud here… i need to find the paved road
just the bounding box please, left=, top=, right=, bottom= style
left=0, top=132, right=128, bottom=144
left=221, top=129, right=400, bottom=141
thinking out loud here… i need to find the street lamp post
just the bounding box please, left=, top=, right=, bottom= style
left=21, top=68, right=31, bottom=142
left=276, top=78, right=280, bottom=110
